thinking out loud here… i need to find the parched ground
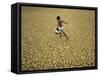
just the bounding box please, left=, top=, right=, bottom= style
left=21, top=6, right=95, bottom=71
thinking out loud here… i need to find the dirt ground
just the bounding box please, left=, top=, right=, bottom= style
left=21, top=6, right=95, bottom=71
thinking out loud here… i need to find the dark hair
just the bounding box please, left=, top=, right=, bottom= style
left=56, top=16, right=60, bottom=20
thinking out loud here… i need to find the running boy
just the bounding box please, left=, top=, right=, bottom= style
left=55, top=16, right=68, bottom=38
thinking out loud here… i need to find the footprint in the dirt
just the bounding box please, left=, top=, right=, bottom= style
left=49, top=45, right=52, bottom=48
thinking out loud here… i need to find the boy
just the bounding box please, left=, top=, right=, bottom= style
left=55, top=16, right=68, bottom=38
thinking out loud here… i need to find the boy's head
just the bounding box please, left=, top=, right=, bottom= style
left=56, top=16, right=60, bottom=20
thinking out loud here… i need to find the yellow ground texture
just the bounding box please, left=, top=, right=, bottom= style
left=21, top=6, right=95, bottom=71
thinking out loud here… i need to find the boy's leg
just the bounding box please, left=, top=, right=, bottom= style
left=59, top=29, right=63, bottom=37
left=62, top=31, right=68, bottom=39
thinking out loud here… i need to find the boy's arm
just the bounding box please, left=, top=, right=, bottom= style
left=62, top=20, right=68, bottom=24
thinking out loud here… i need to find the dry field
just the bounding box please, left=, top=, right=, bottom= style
left=21, top=6, right=95, bottom=71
